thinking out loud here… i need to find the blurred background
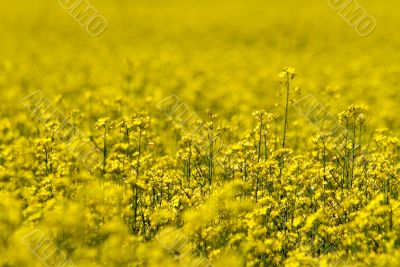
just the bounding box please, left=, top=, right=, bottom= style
left=0, top=0, right=399, bottom=133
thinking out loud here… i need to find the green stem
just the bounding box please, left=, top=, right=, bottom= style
left=282, top=74, right=290, bottom=149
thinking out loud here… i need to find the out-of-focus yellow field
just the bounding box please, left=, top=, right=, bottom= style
left=1, top=1, right=399, bottom=266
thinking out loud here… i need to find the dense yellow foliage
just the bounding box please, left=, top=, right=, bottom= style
left=1, top=0, right=400, bottom=266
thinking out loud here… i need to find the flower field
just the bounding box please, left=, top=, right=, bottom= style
left=1, top=0, right=400, bottom=266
